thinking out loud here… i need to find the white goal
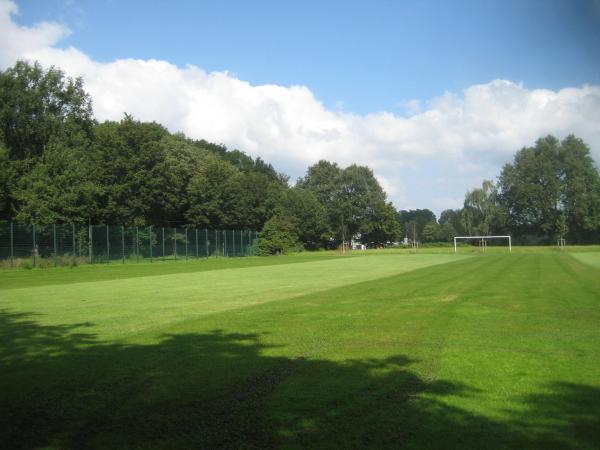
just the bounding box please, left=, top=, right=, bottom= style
left=454, top=235, right=512, bottom=253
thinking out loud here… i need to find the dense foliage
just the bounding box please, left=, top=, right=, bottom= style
left=0, top=61, right=399, bottom=254
left=1, top=61, right=599, bottom=249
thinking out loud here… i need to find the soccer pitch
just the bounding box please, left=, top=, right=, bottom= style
left=1, top=252, right=599, bottom=449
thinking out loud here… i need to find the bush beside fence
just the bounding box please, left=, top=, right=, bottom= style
left=0, top=222, right=258, bottom=268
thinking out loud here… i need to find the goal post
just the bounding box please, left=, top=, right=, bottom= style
left=454, top=235, right=512, bottom=253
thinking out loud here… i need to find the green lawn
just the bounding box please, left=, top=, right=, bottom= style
left=570, top=251, right=600, bottom=269
left=1, top=252, right=599, bottom=449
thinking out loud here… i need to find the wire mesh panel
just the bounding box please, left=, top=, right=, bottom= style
left=163, top=227, right=176, bottom=260
left=56, top=224, right=76, bottom=257
left=74, top=225, right=90, bottom=260
left=237, top=229, right=243, bottom=257
left=234, top=229, right=241, bottom=256
left=122, top=227, right=137, bottom=262
left=150, top=227, right=163, bottom=261
left=138, top=226, right=153, bottom=261
left=202, top=229, right=209, bottom=257
left=247, top=230, right=258, bottom=255
left=172, top=227, right=188, bottom=260
left=107, top=226, right=123, bottom=263
left=222, top=230, right=228, bottom=256
left=35, top=225, right=54, bottom=260
left=13, top=223, right=35, bottom=261
left=235, top=230, right=244, bottom=256
left=229, top=229, right=236, bottom=256
left=0, top=222, right=11, bottom=262
left=90, top=225, right=105, bottom=263
left=0, top=222, right=258, bottom=268
left=211, top=230, right=216, bottom=256
left=179, top=228, right=190, bottom=259
left=219, top=230, right=225, bottom=256
left=187, top=228, right=198, bottom=258
left=226, top=229, right=233, bottom=256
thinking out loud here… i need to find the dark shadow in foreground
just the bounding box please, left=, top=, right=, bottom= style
left=1, top=310, right=598, bottom=449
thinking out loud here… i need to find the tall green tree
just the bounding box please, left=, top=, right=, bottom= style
left=275, top=187, right=330, bottom=249
left=498, top=135, right=600, bottom=242
left=185, top=154, right=246, bottom=228
left=559, top=135, right=600, bottom=241
left=256, top=214, right=301, bottom=255
left=397, top=209, right=436, bottom=241
left=461, top=180, right=505, bottom=236
left=239, top=171, right=287, bottom=231
left=361, top=201, right=401, bottom=245
left=93, top=116, right=170, bottom=225
left=297, top=160, right=341, bottom=209
left=0, top=143, right=11, bottom=218
left=0, top=61, right=94, bottom=161
left=333, top=164, right=388, bottom=243
left=422, top=221, right=442, bottom=242
left=439, top=209, right=463, bottom=238
left=156, top=134, right=207, bottom=223
left=299, top=161, right=391, bottom=246
left=13, top=141, right=101, bottom=225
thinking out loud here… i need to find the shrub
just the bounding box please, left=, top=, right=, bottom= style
left=257, top=215, right=301, bottom=256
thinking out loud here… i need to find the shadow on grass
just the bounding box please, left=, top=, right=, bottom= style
left=1, top=310, right=598, bottom=449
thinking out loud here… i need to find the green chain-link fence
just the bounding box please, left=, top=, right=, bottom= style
left=0, top=222, right=258, bottom=268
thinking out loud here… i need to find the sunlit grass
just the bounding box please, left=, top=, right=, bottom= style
left=1, top=252, right=599, bottom=448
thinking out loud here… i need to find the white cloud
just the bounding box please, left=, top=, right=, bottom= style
left=0, top=0, right=70, bottom=68
left=2, top=0, right=600, bottom=215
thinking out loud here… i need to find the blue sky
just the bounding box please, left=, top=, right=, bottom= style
left=3, top=0, right=600, bottom=214
left=16, top=0, right=600, bottom=112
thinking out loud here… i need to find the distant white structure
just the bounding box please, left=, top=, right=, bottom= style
left=351, top=239, right=366, bottom=250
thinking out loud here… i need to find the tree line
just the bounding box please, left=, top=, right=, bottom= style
left=0, top=61, right=399, bottom=253
left=1, top=61, right=599, bottom=253
left=430, top=135, right=600, bottom=245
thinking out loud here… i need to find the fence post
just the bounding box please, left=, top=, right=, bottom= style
left=10, top=221, right=14, bottom=268
left=205, top=229, right=208, bottom=258
left=214, top=229, right=218, bottom=257
left=72, top=223, right=76, bottom=257
left=173, top=227, right=177, bottom=260
left=89, top=224, right=93, bottom=264
left=121, top=225, right=125, bottom=264
left=149, top=226, right=153, bottom=263
left=53, top=224, right=57, bottom=267
left=106, top=225, right=110, bottom=264
left=195, top=228, right=199, bottom=258
left=224, top=230, right=227, bottom=257
left=32, top=224, right=36, bottom=268
left=135, top=226, right=139, bottom=263
left=162, top=227, right=165, bottom=259
left=185, top=227, right=188, bottom=260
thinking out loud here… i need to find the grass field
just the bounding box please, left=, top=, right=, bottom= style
left=1, top=251, right=599, bottom=449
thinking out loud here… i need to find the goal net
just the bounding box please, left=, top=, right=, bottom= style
left=453, top=235, right=512, bottom=253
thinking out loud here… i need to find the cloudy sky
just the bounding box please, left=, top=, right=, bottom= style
left=2, top=0, right=600, bottom=215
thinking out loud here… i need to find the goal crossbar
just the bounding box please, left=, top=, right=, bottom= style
left=454, top=235, right=512, bottom=253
